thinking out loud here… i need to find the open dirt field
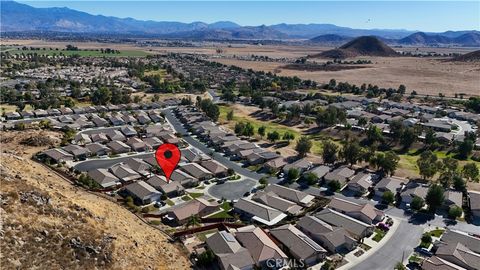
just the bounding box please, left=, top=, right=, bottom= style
left=0, top=130, right=190, bottom=270
left=211, top=57, right=480, bottom=97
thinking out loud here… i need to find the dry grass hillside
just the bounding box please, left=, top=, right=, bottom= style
left=0, top=130, right=190, bottom=270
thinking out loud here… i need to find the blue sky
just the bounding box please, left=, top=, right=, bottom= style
left=19, top=1, right=480, bottom=32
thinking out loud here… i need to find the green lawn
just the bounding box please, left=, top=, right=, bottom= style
left=5, top=49, right=150, bottom=57
left=426, top=229, right=445, bottom=238
left=372, top=229, right=386, bottom=242
left=165, top=199, right=175, bottom=206
left=208, top=210, right=233, bottom=219
left=188, top=192, right=204, bottom=199
left=181, top=195, right=191, bottom=201
left=220, top=201, right=232, bottom=211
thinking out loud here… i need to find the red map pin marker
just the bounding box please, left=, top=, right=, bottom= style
left=155, top=143, right=181, bottom=183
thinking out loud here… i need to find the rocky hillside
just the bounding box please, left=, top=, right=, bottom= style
left=0, top=130, right=190, bottom=270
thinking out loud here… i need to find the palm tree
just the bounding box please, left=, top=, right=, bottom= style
left=186, top=215, right=201, bottom=228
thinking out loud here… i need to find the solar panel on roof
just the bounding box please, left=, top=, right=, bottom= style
left=220, top=231, right=236, bottom=242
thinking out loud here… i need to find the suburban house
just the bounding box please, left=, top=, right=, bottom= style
left=324, top=166, right=356, bottom=187
left=264, top=184, right=315, bottom=207
left=165, top=198, right=219, bottom=225
left=205, top=231, right=255, bottom=270
left=235, top=225, right=288, bottom=269
left=306, top=165, right=331, bottom=179
left=444, top=190, right=463, bottom=208
left=434, top=242, right=480, bottom=270
left=87, top=168, right=120, bottom=188
left=234, top=198, right=287, bottom=226
left=126, top=137, right=149, bottom=152
left=42, top=148, right=74, bottom=163
left=270, top=224, right=327, bottom=266
left=106, top=140, right=131, bottom=154
left=74, top=133, right=92, bottom=145
left=347, top=172, right=373, bottom=194
left=91, top=133, right=109, bottom=143
left=62, top=144, right=91, bottom=160
left=328, top=197, right=385, bottom=224
left=297, top=215, right=357, bottom=254
left=105, top=130, right=127, bottom=141
left=200, top=159, right=229, bottom=178
left=85, top=143, right=111, bottom=156
left=143, top=137, right=163, bottom=149
left=180, top=163, right=213, bottom=181
left=252, top=191, right=303, bottom=215
left=400, top=183, right=428, bottom=205
left=170, top=170, right=198, bottom=187
left=315, top=208, right=374, bottom=239
left=146, top=175, right=185, bottom=197
left=120, top=126, right=138, bottom=137
left=181, top=148, right=205, bottom=162
left=263, top=157, right=287, bottom=173
left=438, top=229, right=480, bottom=254
left=109, top=163, right=141, bottom=183
left=124, top=158, right=152, bottom=176
left=422, top=256, right=468, bottom=270
left=124, top=180, right=161, bottom=205
left=282, top=158, right=313, bottom=174
left=468, top=191, right=480, bottom=219
left=374, top=176, right=405, bottom=197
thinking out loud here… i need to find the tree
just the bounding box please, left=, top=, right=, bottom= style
left=242, top=122, right=255, bottom=137
left=295, top=136, right=312, bottom=157
left=259, top=177, right=268, bottom=187
left=394, top=262, right=406, bottom=270
left=358, top=117, right=368, bottom=127
left=302, top=172, right=319, bottom=186
left=340, top=139, right=363, bottom=165
left=421, top=234, right=432, bottom=245
left=316, top=106, right=346, bottom=128
left=234, top=122, right=245, bottom=135
left=462, top=163, right=479, bottom=182
left=448, top=206, right=463, bottom=219
left=372, top=151, right=400, bottom=176
left=258, top=126, right=266, bottom=138
left=457, top=139, right=474, bottom=159
left=186, top=215, right=201, bottom=228
left=425, top=184, right=445, bottom=212
left=321, top=140, right=338, bottom=164
left=417, top=151, right=441, bottom=180
left=453, top=175, right=466, bottom=191
left=366, top=125, right=384, bottom=145
left=283, top=132, right=295, bottom=143
left=401, top=127, right=417, bottom=149
left=91, top=87, right=111, bottom=105
left=267, top=131, right=280, bottom=143
left=227, top=110, right=234, bottom=121
left=328, top=180, right=341, bottom=191
left=197, top=249, right=215, bottom=266
left=411, top=196, right=425, bottom=211
left=382, top=191, right=395, bottom=205
left=287, top=168, right=300, bottom=182
left=438, top=157, right=459, bottom=188
left=424, top=129, right=436, bottom=148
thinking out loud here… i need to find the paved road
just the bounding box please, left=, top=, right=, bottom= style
left=353, top=221, right=422, bottom=270
left=73, top=152, right=153, bottom=171
left=163, top=108, right=280, bottom=199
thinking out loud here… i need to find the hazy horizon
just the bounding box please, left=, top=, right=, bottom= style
left=14, top=0, right=480, bottom=32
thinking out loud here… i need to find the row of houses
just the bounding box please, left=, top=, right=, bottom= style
left=422, top=229, right=480, bottom=270
left=202, top=194, right=387, bottom=269
left=3, top=100, right=177, bottom=120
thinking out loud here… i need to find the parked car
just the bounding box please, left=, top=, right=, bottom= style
left=418, top=248, right=433, bottom=257
left=377, top=223, right=390, bottom=231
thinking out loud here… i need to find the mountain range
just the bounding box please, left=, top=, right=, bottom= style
left=1, top=0, right=479, bottom=46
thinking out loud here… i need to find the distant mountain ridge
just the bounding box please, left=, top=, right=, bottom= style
left=1, top=0, right=479, bottom=44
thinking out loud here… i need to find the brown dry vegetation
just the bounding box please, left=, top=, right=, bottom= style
left=0, top=130, right=190, bottom=270
left=211, top=57, right=480, bottom=97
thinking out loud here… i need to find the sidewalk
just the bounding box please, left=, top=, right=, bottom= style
left=336, top=217, right=401, bottom=270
